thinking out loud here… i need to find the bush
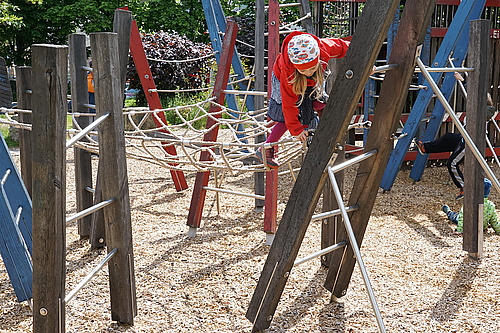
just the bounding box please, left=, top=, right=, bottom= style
left=127, top=31, right=214, bottom=106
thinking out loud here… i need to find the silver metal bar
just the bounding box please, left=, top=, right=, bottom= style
left=1, top=169, right=11, bottom=186
left=66, top=112, right=109, bottom=149
left=373, top=64, right=398, bottom=73
left=66, top=198, right=114, bottom=224
left=416, top=56, right=500, bottom=193
left=203, top=186, right=265, bottom=200
left=327, top=167, right=386, bottom=333
left=310, top=205, right=358, bottom=222
left=223, top=90, right=268, bottom=96
left=14, top=206, right=22, bottom=225
left=85, top=186, right=95, bottom=194
left=65, top=248, right=117, bottom=304
left=329, top=150, right=377, bottom=173
left=414, top=66, right=474, bottom=73
left=83, top=103, right=96, bottom=110
left=294, top=241, right=347, bottom=266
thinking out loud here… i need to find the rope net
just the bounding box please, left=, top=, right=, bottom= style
left=0, top=98, right=306, bottom=173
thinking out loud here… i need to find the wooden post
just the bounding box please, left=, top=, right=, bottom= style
left=15, top=66, right=33, bottom=198
left=113, top=8, right=132, bottom=94
left=69, top=33, right=94, bottom=238
left=253, top=0, right=265, bottom=212
left=324, top=0, right=436, bottom=297
left=246, top=1, right=406, bottom=330
left=263, top=0, right=280, bottom=239
left=90, top=32, right=137, bottom=324
left=186, top=21, right=238, bottom=231
left=31, top=43, right=68, bottom=333
left=463, top=19, right=489, bottom=258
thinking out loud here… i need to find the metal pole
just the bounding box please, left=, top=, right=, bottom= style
left=328, top=167, right=386, bottom=333
left=66, top=198, right=114, bottom=224
left=294, top=241, right=347, bottom=266
left=329, top=150, right=377, bottom=173
left=66, top=113, right=110, bottom=149
left=416, top=56, right=500, bottom=193
left=64, top=248, right=118, bottom=304
left=310, top=205, right=358, bottom=222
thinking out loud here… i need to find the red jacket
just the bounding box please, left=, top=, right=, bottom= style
left=273, top=31, right=350, bottom=136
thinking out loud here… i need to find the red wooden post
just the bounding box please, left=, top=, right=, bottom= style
left=128, top=20, right=188, bottom=191
left=186, top=21, right=238, bottom=231
left=263, top=0, right=280, bottom=239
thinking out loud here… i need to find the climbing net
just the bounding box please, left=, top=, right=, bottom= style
left=0, top=98, right=307, bottom=174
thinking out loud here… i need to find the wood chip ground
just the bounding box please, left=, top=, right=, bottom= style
left=1, top=148, right=500, bottom=332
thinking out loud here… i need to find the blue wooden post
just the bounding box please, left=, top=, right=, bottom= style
left=0, top=133, right=33, bottom=302
left=380, top=0, right=486, bottom=191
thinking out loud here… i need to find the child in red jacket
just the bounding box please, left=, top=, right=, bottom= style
left=256, top=32, right=350, bottom=169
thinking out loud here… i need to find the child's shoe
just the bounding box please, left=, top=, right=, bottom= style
left=256, top=147, right=279, bottom=169
left=442, top=205, right=450, bottom=214
left=416, top=140, right=426, bottom=155
left=455, top=188, right=464, bottom=199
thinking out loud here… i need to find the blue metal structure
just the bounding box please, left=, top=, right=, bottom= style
left=380, top=0, right=486, bottom=191
left=0, top=133, right=32, bottom=302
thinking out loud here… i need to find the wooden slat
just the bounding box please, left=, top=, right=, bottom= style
left=245, top=1, right=402, bottom=331
left=463, top=20, right=490, bottom=257
left=31, top=43, right=68, bottom=333
left=90, top=32, right=137, bottom=324
left=15, top=66, right=33, bottom=198
left=186, top=21, right=238, bottom=229
left=69, top=33, right=94, bottom=239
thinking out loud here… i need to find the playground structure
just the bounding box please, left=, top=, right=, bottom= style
left=0, top=4, right=498, bottom=327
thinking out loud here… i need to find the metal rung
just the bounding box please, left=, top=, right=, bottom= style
left=311, top=205, right=358, bottom=222
left=1, top=169, right=11, bottom=186
left=65, top=248, right=117, bottom=304
left=294, top=241, right=347, bottom=266
left=85, top=186, right=95, bottom=194
left=14, top=206, right=22, bottom=225
left=66, top=198, right=114, bottom=224
left=66, top=112, right=109, bottom=149
left=203, top=186, right=265, bottom=200
left=329, top=149, right=377, bottom=173
left=223, top=90, right=267, bottom=96
left=265, top=2, right=301, bottom=9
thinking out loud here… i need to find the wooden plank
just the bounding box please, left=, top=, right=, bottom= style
left=245, top=1, right=402, bottom=331
left=31, top=43, right=68, bottom=333
left=186, top=21, right=237, bottom=229
left=254, top=0, right=265, bottom=210
left=0, top=57, right=12, bottom=108
left=69, top=33, right=94, bottom=238
left=463, top=20, right=490, bottom=257
left=128, top=21, right=188, bottom=192
left=15, top=66, right=33, bottom=198
left=324, top=0, right=436, bottom=297
left=113, top=9, right=132, bottom=95
left=263, top=0, right=280, bottom=235
left=90, top=32, right=137, bottom=324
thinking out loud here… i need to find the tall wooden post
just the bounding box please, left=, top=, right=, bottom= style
left=31, top=43, right=68, bottom=333
left=15, top=66, right=33, bottom=198
left=90, top=32, right=137, bottom=324
left=463, top=19, right=490, bottom=258
left=69, top=33, right=94, bottom=239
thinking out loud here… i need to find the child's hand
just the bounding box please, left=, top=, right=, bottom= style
left=294, top=130, right=308, bottom=142
left=454, top=72, right=464, bottom=82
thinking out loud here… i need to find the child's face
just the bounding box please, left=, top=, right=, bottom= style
left=297, top=63, right=318, bottom=77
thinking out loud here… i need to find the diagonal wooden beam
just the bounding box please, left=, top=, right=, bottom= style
left=324, top=0, right=437, bottom=297
left=245, top=1, right=401, bottom=331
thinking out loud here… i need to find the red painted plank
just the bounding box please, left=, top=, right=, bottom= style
left=129, top=20, right=188, bottom=191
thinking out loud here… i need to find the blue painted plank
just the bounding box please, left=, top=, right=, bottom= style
left=380, top=0, right=486, bottom=191
left=0, top=133, right=33, bottom=302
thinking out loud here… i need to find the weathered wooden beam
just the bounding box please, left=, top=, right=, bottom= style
left=90, top=32, right=137, bottom=324
left=113, top=9, right=132, bottom=95
left=186, top=21, right=238, bottom=230
left=15, top=66, right=33, bottom=198
left=31, top=43, right=68, bottom=333
left=463, top=19, right=490, bottom=257
left=245, top=0, right=402, bottom=331
left=69, top=33, right=94, bottom=239
left=324, top=0, right=437, bottom=297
